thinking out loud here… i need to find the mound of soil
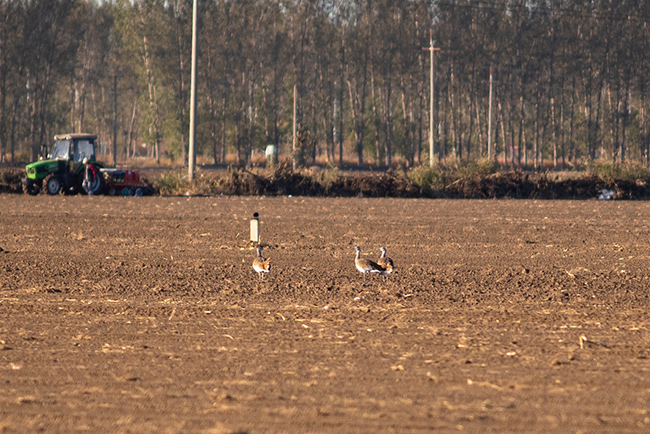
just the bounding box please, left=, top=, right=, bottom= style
left=205, top=164, right=422, bottom=197
left=322, top=170, right=422, bottom=198
left=0, top=168, right=25, bottom=194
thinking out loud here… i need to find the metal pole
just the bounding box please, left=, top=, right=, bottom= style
left=188, top=0, right=198, bottom=180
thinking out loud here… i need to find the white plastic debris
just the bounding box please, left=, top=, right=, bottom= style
left=598, top=189, right=616, bottom=200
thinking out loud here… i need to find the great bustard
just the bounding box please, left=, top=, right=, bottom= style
left=376, top=247, right=394, bottom=274
left=252, top=246, right=271, bottom=279
left=354, top=246, right=384, bottom=279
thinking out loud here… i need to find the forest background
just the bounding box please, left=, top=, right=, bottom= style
left=1, top=0, right=649, bottom=174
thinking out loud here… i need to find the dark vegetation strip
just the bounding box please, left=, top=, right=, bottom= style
left=2, top=162, right=650, bottom=200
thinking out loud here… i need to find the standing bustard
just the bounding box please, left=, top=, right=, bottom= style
left=354, top=246, right=385, bottom=279
left=376, top=247, right=394, bottom=274
left=252, top=246, right=271, bottom=279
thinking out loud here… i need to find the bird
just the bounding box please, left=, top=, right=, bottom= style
left=376, top=247, right=394, bottom=274
left=252, top=246, right=271, bottom=279
left=354, top=246, right=385, bottom=279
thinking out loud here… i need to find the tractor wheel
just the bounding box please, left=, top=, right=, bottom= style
left=43, top=174, right=63, bottom=195
left=22, top=181, right=41, bottom=195
left=81, top=165, right=104, bottom=195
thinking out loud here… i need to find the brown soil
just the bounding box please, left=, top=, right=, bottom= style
left=1, top=195, right=650, bottom=433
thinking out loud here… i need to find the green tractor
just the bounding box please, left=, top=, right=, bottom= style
left=22, top=133, right=105, bottom=195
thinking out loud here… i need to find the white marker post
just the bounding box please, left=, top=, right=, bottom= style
left=250, top=212, right=260, bottom=246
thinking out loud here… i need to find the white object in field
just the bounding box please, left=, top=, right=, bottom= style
left=250, top=212, right=260, bottom=244
left=598, top=189, right=616, bottom=200
left=265, top=145, right=277, bottom=163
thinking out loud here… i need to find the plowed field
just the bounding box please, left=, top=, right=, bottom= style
left=1, top=195, right=650, bottom=433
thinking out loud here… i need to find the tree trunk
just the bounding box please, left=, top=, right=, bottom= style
left=0, top=21, right=6, bottom=163
left=142, top=32, right=161, bottom=163
left=384, top=61, right=393, bottom=167
left=551, top=94, right=557, bottom=168
left=204, top=41, right=218, bottom=165
left=325, top=82, right=335, bottom=164
left=595, top=81, right=603, bottom=159
left=127, top=99, right=138, bottom=159
left=475, top=97, right=483, bottom=157
left=348, top=78, right=364, bottom=166
left=468, top=63, right=477, bottom=161
left=248, top=74, right=255, bottom=166
left=568, top=77, right=576, bottom=164
left=621, top=77, right=630, bottom=163
left=400, top=77, right=413, bottom=166
left=175, top=1, right=188, bottom=165
left=498, top=97, right=506, bottom=165
left=76, top=36, right=91, bottom=133
left=338, top=30, right=345, bottom=166
left=586, top=79, right=595, bottom=159
left=371, top=70, right=381, bottom=164
left=609, top=85, right=617, bottom=160
left=558, top=81, right=566, bottom=169
left=449, top=61, right=456, bottom=160
left=534, top=88, right=540, bottom=169
left=519, top=88, right=526, bottom=167
left=507, top=71, right=516, bottom=167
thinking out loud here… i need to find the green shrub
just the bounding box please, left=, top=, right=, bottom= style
left=154, top=171, right=191, bottom=195
left=307, top=166, right=340, bottom=190
left=587, top=159, right=650, bottom=183
left=461, top=158, right=497, bottom=178
left=407, top=164, right=443, bottom=189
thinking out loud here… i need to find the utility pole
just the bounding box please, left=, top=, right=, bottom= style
left=423, top=30, right=439, bottom=167
left=188, top=0, right=198, bottom=180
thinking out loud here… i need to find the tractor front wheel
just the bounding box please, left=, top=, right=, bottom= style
left=44, top=174, right=63, bottom=195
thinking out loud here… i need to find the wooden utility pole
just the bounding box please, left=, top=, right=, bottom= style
left=423, top=30, right=440, bottom=167
left=188, top=0, right=198, bottom=180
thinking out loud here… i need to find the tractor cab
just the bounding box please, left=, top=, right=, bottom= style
left=49, top=134, right=97, bottom=163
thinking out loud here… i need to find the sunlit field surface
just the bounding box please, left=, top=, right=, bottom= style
left=2, top=195, right=650, bottom=433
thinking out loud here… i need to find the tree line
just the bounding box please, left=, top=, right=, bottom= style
left=0, top=0, right=649, bottom=169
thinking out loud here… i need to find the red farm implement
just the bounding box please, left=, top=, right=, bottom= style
left=100, top=168, right=154, bottom=196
